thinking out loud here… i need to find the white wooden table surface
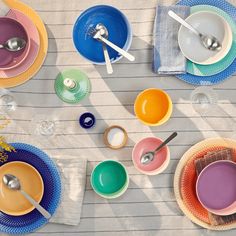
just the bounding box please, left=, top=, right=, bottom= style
left=2, top=0, right=236, bottom=235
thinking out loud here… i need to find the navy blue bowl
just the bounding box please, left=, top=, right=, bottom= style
left=79, top=112, right=96, bottom=129
left=73, top=5, right=132, bottom=64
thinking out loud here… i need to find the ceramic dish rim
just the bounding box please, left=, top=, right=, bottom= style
left=90, top=159, right=129, bottom=199
left=72, top=4, right=133, bottom=65
left=0, top=160, right=44, bottom=216
left=134, top=88, right=173, bottom=126
left=178, top=10, right=233, bottom=65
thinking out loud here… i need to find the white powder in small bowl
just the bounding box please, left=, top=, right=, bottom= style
left=107, top=127, right=125, bottom=147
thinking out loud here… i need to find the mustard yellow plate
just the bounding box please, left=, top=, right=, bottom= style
left=134, top=88, right=172, bottom=126
left=0, top=161, right=44, bottom=216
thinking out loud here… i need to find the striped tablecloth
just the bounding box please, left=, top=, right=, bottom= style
left=2, top=0, right=236, bottom=235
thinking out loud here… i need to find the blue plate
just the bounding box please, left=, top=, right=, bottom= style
left=0, top=143, right=61, bottom=235
left=176, top=0, right=236, bottom=85
left=73, top=5, right=132, bottom=64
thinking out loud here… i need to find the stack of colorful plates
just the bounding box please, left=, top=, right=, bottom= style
left=0, top=143, right=61, bottom=234
left=0, top=0, right=48, bottom=88
left=176, top=0, right=236, bottom=85
left=174, top=138, right=236, bottom=230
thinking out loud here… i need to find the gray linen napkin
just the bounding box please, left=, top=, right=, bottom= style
left=153, top=5, right=190, bottom=74
left=50, top=157, right=87, bottom=226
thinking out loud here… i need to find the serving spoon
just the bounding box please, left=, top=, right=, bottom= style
left=2, top=174, right=51, bottom=219
left=168, top=10, right=222, bottom=51
left=140, top=132, right=178, bottom=165
left=0, top=37, right=26, bottom=52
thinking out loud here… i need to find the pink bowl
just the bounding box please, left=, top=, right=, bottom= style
left=132, top=137, right=170, bottom=175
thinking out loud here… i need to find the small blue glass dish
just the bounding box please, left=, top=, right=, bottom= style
left=79, top=112, right=96, bottom=129
left=73, top=5, right=132, bottom=64
left=0, top=143, right=61, bottom=235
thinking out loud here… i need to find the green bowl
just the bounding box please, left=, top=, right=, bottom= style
left=91, top=160, right=129, bottom=199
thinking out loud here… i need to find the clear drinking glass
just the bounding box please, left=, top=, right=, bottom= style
left=191, top=86, right=236, bottom=138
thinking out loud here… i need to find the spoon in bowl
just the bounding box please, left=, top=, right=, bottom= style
left=0, top=37, right=26, bottom=52
left=2, top=174, right=51, bottom=219
left=95, top=24, right=113, bottom=74
left=168, top=10, right=222, bottom=51
left=90, top=24, right=135, bottom=62
left=140, top=132, right=178, bottom=165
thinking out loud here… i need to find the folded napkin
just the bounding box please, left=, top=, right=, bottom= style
left=195, top=148, right=236, bottom=226
left=153, top=5, right=190, bottom=75
left=50, top=157, right=87, bottom=226
left=0, top=0, right=9, bottom=16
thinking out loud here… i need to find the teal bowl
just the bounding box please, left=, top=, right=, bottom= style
left=91, top=160, right=129, bottom=199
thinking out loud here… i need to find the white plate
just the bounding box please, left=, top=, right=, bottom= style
left=178, top=11, right=232, bottom=65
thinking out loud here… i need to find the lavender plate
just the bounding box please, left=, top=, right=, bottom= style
left=0, top=17, right=29, bottom=70
left=196, top=160, right=236, bottom=215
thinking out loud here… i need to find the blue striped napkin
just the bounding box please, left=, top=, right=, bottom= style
left=153, top=5, right=190, bottom=75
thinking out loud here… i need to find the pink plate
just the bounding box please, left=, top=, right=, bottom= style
left=0, top=9, right=40, bottom=78
left=132, top=137, right=170, bottom=175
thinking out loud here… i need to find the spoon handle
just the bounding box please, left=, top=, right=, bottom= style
left=168, top=10, right=199, bottom=36
left=102, top=43, right=113, bottom=74
left=0, top=45, right=4, bottom=49
left=20, top=189, right=51, bottom=219
left=99, top=36, right=135, bottom=62
left=154, top=132, right=178, bottom=154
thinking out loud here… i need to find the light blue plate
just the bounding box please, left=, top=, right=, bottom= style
left=187, top=5, right=236, bottom=76
left=177, top=0, right=236, bottom=85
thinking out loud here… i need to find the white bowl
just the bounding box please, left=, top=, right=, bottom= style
left=178, top=11, right=233, bottom=65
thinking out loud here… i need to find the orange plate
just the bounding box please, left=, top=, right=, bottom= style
left=134, top=88, right=172, bottom=126
left=181, top=146, right=236, bottom=224
left=0, top=161, right=44, bottom=216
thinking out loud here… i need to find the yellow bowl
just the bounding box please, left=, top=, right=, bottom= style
left=0, top=161, right=44, bottom=216
left=134, top=88, right=172, bottom=126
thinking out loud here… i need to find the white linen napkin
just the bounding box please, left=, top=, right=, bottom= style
left=50, top=157, right=87, bottom=226
left=0, top=0, right=9, bottom=16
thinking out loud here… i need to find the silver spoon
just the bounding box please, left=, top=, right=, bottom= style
left=140, top=132, right=178, bottom=165
left=91, top=24, right=135, bottom=61
left=168, top=10, right=222, bottom=51
left=2, top=174, right=51, bottom=219
left=95, top=24, right=113, bottom=74
left=0, top=37, right=26, bottom=52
